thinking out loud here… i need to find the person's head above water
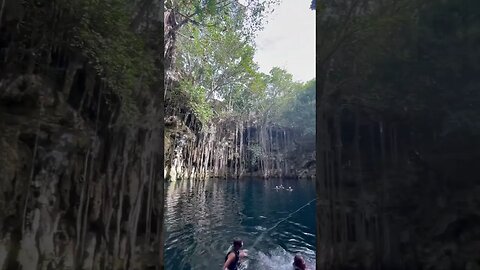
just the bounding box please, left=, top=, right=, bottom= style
left=224, top=238, right=247, bottom=270
left=293, top=254, right=306, bottom=270
left=232, top=237, right=243, bottom=251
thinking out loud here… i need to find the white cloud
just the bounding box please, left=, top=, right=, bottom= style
left=254, top=0, right=316, bottom=82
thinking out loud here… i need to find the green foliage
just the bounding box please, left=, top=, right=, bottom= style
left=265, top=67, right=297, bottom=99
left=14, top=0, right=158, bottom=126
left=178, top=79, right=214, bottom=123
left=256, top=68, right=313, bottom=131
left=67, top=0, right=156, bottom=124
left=239, top=66, right=316, bottom=139
left=364, top=0, right=480, bottom=132
left=318, top=0, right=480, bottom=153
left=176, top=21, right=261, bottom=120
left=171, top=0, right=315, bottom=142
left=167, top=0, right=279, bottom=42
left=279, top=80, right=316, bottom=136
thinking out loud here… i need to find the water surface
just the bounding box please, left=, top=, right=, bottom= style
left=164, top=178, right=316, bottom=270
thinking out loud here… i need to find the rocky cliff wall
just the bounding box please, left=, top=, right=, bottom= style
left=0, top=1, right=165, bottom=268
left=163, top=113, right=315, bottom=181
left=316, top=109, right=480, bottom=270
left=0, top=66, right=164, bottom=270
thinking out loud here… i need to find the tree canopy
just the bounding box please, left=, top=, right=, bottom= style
left=170, top=0, right=316, bottom=137
left=9, top=0, right=161, bottom=125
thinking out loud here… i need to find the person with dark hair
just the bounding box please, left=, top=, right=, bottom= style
left=293, top=254, right=307, bottom=270
left=223, top=238, right=248, bottom=270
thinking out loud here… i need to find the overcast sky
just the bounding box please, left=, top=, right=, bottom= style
left=253, top=0, right=316, bottom=82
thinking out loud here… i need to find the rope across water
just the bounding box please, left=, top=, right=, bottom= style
left=250, top=198, right=317, bottom=250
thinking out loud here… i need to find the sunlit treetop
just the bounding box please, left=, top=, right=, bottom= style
left=165, top=0, right=279, bottom=42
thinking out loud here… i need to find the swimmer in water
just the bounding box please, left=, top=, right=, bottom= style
left=293, top=254, right=307, bottom=270
left=223, top=238, right=248, bottom=270
left=287, top=186, right=293, bottom=191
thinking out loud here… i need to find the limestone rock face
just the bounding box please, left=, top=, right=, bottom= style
left=0, top=60, right=162, bottom=270
left=164, top=114, right=316, bottom=181
left=0, top=0, right=166, bottom=268
left=316, top=113, right=480, bottom=270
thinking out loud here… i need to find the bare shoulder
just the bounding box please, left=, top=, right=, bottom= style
left=239, top=250, right=248, bottom=257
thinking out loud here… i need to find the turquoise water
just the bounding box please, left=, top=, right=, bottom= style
left=164, top=178, right=316, bottom=270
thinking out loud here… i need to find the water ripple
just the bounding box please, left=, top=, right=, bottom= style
left=165, top=178, right=316, bottom=270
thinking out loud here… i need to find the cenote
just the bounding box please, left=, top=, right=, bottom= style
left=164, top=178, right=316, bottom=270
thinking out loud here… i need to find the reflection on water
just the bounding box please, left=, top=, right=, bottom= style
left=164, top=178, right=316, bottom=270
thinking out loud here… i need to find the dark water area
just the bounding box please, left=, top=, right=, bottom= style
left=164, top=178, right=316, bottom=270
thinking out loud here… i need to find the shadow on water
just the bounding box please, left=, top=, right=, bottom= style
left=164, top=178, right=316, bottom=270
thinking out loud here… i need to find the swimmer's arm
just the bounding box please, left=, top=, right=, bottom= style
left=223, top=253, right=235, bottom=270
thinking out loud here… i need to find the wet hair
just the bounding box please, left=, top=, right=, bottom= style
left=293, top=254, right=306, bottom=270
left=232, top=237, right=243, bottom=248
